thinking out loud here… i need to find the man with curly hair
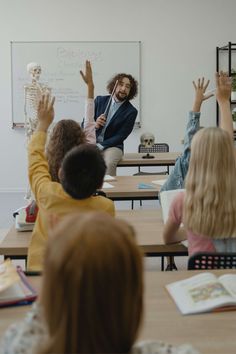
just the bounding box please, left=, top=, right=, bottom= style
left=95, top=73, right=138, bottom=175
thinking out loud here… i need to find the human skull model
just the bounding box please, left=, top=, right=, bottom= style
left=140, top=133, right=155, bottom=148
left=27, top=62, right=41, bottom=82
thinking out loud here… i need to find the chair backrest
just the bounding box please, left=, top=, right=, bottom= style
left=188, top=252, right=236, bottom=270
left=138, top=143, right=169, bottom=153
left=138, top=143, right=170, bottom=174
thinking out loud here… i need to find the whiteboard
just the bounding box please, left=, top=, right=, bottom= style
left=11, top=41, right=141, bottom=127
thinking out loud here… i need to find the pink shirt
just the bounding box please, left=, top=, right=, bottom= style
left=84, top=98, right=96, bottom=144
left=168, top=192, right=216, bottom=256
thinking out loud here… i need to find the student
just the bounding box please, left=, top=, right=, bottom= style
left=46, top=59, right=96, bottom=183
left=160, top=77, right=213, bottom=270
left=27, top=94, right=115, bottom=271
left=16, top=60, right=96, bottom=220
left=160, top=77, right=214, bottom=193
left=1, top=212, right=199, bottom=354
left=95, top=73, right=138, bottom=175
left=163, top=72, right=236, bottom=255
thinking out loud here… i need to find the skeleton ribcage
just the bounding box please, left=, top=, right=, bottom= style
left=25, top=85, right=51, bottom=139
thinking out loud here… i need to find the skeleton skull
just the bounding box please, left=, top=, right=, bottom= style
left=140, top=132, right=155, bottom=148
left=27, top=62, right=41, bottom=82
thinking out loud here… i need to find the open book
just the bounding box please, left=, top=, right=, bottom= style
left=159, top=189, right=185, bottom=223
left=0, top=259, right=37, bottom=307
left=166, top=272, right=236, bottom=315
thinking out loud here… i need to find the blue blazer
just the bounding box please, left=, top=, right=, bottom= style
left=95, top=95, right=138, bottom=151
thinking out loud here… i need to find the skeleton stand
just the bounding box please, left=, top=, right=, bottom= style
left=142, top=153, right=154, bottom=159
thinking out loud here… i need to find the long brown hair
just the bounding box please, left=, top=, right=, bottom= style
left=183, top=127, right=236, bottom=238
left=40, top=212, right=143, bottom=354
left=46, top=119, right=86, bottom=182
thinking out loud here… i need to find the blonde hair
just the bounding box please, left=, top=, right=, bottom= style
left=40, top=212, right=143, bottom=354
left=183, top=127, right=236, bottom=238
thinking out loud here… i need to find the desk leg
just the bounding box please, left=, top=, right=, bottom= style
left=161, top=256, right=164, bottom=271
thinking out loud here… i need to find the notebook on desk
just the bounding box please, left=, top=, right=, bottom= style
left=160, top=189, right=187, bottom=247
left=0, top=259, right=37, bottom=308
left=159, top=189, right=185, bottom=223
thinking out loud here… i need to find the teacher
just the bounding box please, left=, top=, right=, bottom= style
left=95, top=73, right=138, bottom=175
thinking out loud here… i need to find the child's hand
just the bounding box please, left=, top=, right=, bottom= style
left=37, top=94, right=55, bottom=132
left=215, top=71, right=231, bottom=103
left=192, top=77, right=213, bottom=112
left=80, top=60, right=94, bottom=87
left=80, top=60, right=94, bottom=99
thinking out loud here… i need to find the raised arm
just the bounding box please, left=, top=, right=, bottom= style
left=183, top=77, right=214, bottom=154
left=215, top=71, right=233, bottom=139
left=183, top=78, right=214, bottom=151
left=36, top=94, right=55, bottom=132
left=28, top=94, right=55, bottom=200
left=160, top=78, right=213, bottom=193
left=80, top=60, right=96, bottom=143
left=80, top=60, right=94, bottom=99
left=192, top=77, right=214, bottom=112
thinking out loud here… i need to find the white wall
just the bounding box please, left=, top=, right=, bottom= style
left=0, top=0, right=236, bottom=191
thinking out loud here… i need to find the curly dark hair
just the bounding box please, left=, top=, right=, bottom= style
left=61, top=144, right=106, bottom=199
left=46, top=119, right=86, bottom=182
left=106, top=73, right=138, bottom=100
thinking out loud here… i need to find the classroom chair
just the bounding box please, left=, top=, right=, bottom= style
left=132, top=143, right=169, bottom=209
left=188, top=252, right=236, bottom=270
left=135, top=143, right=170, bottom=175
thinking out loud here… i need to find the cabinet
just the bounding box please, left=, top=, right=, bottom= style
left=216, top=42, right=236, bottom=136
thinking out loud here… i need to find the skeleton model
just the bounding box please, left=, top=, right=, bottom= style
left=24, top=62, right=51, bottom=140
left=140, top=132, right=155, bottom=159
left=24, top=63, right=51, bottom=201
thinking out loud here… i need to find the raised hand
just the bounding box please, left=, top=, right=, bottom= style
left=80, top=60, right=94, bottom=98
left=37, top=94, right=55, bottom=132
left=215, top=71, right=231, bottom=103
left=80, top=60, right=93, bottom=85
left=192, top=77, right=213, bottom=112
left=215, top=72, right=233, bottom=137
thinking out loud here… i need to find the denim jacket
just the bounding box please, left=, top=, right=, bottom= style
left=160, top=111, right=200, bottom=193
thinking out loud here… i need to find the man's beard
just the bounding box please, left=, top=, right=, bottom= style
left=115, top=92, right=128, bottom=102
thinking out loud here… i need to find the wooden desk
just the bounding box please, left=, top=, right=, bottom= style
left=0, top=270, right=235, bottom=354
left=0, top=228, right=30, bottom=260
left=0, top=209, right=187, bottom=270
left=117, top=209, right=187, bottom=259
left=118, top=152, right=180, bottom=167
left=102, top=175, right=165, bottom=201
left=140, top=270, right=236, bottom=354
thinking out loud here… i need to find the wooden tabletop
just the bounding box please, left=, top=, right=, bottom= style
left=0, top=270, right=235, bottom=354
left=140, top=270, right=236, bottom=354
left=117, top=209, right=187, bottom=255
left=118, top=152, right=180, bottom=167
left=102, top=175, right=166, bottom=199
left=0, top=228, right=31, bottom=256
left=0, top=209, right=187, bottom=258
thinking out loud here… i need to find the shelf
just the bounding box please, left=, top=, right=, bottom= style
left=216, top=42, right=236, bottom=126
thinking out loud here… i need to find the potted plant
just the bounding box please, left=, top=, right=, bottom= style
left=231, top=69, right=236, bottom=101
